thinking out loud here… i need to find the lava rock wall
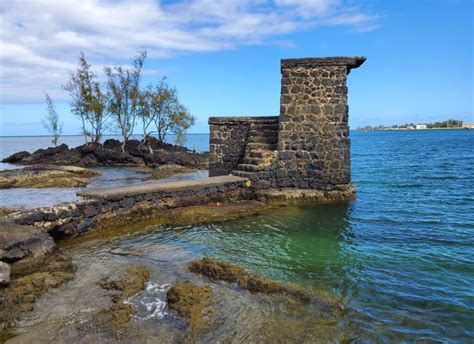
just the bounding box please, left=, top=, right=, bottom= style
left=208, top=117, right=279, bottom=176
left=208, top=57, right=365, bottom=191
left=277, top=57, right=365, bottom=190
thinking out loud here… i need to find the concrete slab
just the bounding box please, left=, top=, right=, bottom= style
left=77, top=175, right=248, bottom=200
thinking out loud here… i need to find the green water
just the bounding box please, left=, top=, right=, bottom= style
left=10, top=130, right=474, bottom=342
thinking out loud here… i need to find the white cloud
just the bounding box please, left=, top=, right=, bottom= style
left=0, top=0, right=377, bottom=103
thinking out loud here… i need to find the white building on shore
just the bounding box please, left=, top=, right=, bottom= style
left=416, top=124, right=427, bottom=129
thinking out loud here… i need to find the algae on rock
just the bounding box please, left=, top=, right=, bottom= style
left=167, top=281, right=213, bottom=337
left=189, top=257, right=311, bottom=302
left=78, top=265, right=150, bottom=339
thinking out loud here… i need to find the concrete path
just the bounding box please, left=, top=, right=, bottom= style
left=77, top=175, right=248, bottom=200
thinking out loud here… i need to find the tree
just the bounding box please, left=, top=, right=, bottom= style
left=136, top=84, right=156, bottom=150
left=148, top=80, right=194, bottom=144
left=169, top=105, right=195, bottom=146
left=63, top=52, right=108, bottom=144
left=105, top=51, right=147, bottom=152
left=137, top=78, right=195, bottom=149
left=42, top=93, right=62, bottom=147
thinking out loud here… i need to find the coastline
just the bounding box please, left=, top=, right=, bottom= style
left=356, top=127, right=469, bottom=131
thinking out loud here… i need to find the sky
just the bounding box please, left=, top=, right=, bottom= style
left=0, top=0, right=472, bottom=136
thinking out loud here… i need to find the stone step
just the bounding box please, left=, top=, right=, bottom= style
left=248, top=136, right=278, bottom=144
left=232, top=170, right=258, bottom=179
left=236, top=163, right=262, bottom=172
left=247, top=143, right=278, bottom=151
left=248, top=150, right=277, bottom=158
left=243, top=157, right=264, bottom=165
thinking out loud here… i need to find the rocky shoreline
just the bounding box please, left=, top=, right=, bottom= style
left=0, top=165, right=101, bottom=189
left=0, top=137, right=356, bottom=341
left=2, top=138, right=208, bottom=169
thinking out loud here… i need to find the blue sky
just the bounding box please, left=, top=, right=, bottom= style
left=0, top=0, right=472, bottom=136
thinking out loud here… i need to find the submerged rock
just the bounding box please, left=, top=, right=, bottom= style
left=79, top=265, right=151, bottom=339
left=88, top=303, right=134, bottom=336
left=97, top=265, right=150, bottom=302
left=167, top=281, right=213, bottom=336
left=0, top=251, right=75, bottom=331
left=189, top=257, right=311, bottom=302
left=0, top=165, right=101, bottom=189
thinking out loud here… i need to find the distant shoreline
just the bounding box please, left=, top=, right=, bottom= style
left=356, top=128, right=469, bottom=132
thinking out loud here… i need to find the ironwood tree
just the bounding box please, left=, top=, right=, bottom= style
left=104, top=51, right=146, bottom=152
left=42, top=93, right=62, bottom=147
left=63, top=52, right=107, bottom=144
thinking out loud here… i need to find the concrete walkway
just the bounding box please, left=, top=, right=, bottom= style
left=77, top=175, right=248, bottom=200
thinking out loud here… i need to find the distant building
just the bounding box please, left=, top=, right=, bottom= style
left=406, top=125, right=415, bottom=129
left=416, top=124, right=427, bottom=129
left=462, top=122, right=474, bottom=129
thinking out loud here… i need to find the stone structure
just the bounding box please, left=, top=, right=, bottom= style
left=8, top=176, right=251, bottom=238
left=209, top=56, right=365, bottom=193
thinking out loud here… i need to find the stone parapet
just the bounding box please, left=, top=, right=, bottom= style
left=281, top=57, right=366, bottom=73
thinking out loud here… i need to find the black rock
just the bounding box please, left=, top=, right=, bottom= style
left=2, top=151, right=31, bottom=163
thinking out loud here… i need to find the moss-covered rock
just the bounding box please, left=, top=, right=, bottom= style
left=79, top=265, right=150, bottom=339
left=0, top=165, right=101, bottom=189
left=0, top=251, right=75, bottom=332
left=189, top=257, right=311, bottom=302
left=98, top=265, right=150, bottom=302
left=167, top=281, right=212, bottom=336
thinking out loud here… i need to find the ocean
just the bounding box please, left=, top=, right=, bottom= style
left=1, top=130, right=473, bottom=341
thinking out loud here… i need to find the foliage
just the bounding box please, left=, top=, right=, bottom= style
left=427, top=119, right=463, bottom=129
left=137, top=78, right=195, bottom=147
left=63, top=53, right=108, bottom=144
left=57, top=50, right=195, bottom=150
left=42, top=93, right=62, bottom=146
left=104, top=51, right=146, bottom=151
left=357, top=119, right=464, bottom=131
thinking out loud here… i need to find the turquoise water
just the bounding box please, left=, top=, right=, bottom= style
left=3, top=130, right=474, bottom=341
left=115, top=129, right=473, bottom=341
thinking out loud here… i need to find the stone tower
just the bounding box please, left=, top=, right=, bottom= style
left=276, top=57, right=366, bottom=190
left=208, top=56, right=366, bottom=199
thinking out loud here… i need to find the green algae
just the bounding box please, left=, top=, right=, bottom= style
left=60, top=201, right=276, bottom=248
left=78, top=265, right=151, bottom=339
left=167, top=281, right=213, bottom=337
left=189, top=257, right=311, bottom=302
left=0, top=251, right=75, bottom=336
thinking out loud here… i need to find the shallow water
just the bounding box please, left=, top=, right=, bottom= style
left=5, top=129, right=474, bottom=342
left=0, top=166, right=208, bottom=209
left=0, top=134, right=210, bottom=209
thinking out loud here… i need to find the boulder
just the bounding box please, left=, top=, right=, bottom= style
left=0, top=223, right=56, bottom=265
left=2, top=151, right=31, bottom=163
